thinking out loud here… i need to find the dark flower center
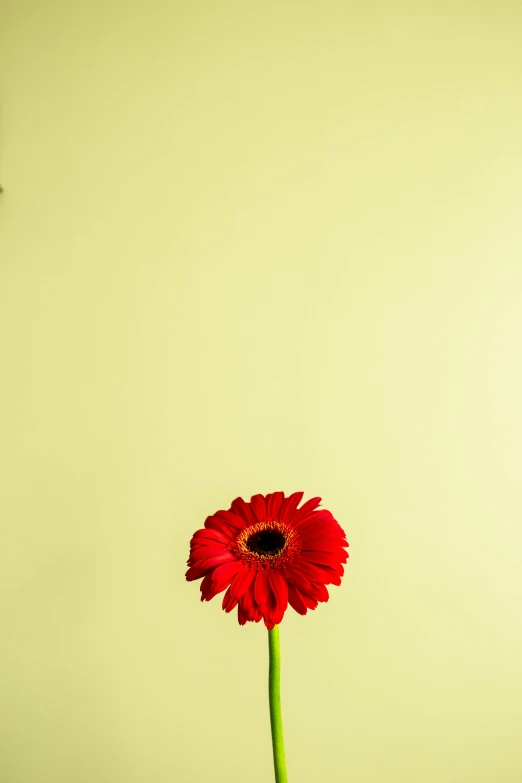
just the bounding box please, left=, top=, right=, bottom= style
left=246, top=529, right=286, bottom=556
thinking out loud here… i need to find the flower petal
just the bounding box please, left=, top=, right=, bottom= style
left=196, top=552, right=236, bottom=571
left=301, top=550, right=344, bottom=567
left=239, top=585, right=262, bottom=623
left=291, top=496, right=322, bottom=525
left=295, top=560, right=343, bottom=586
left=267, top=491, right=284, bottom=519
left=213, top=510, right=245, bottom=529
left=300, top=540, right=348, bottom=553
left=286, top=568, right=315, bottom=596
left=205, top=515, right=237, bottom=536
left=238, top=604, right=248, bottom=625
left=211, top=561, right=243, bottom=592
left=300, top=591, right=319, bottom=610
left=191, top=528, right=230, bottom=544
left=267, top=569, right=288, bottom=613
left=222, top=587, right=239, bottom=612
left=189, top=543, right=228, bottom=559
left=280, top=492, right=304, bottom=522
left=230, top=496, right=256, bottom=525
left=287, top=584, right=308, bottom=615
left=296, top=510, right=337, bottom=533
left=241, top=583, right=256, bottom=613
left=250, top=494, right=267, bottom=521
left=313, top=582, right=330, bottom=603
left=229, top=565, right=256, bottom=600
left=199, top=573, right=214, bottom=600
left=254, top=569, right=271, bottom=607
left=186, top=564, right=208, bottom=581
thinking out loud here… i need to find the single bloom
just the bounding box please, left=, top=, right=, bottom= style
left=185, top=491, right=349, bottom=629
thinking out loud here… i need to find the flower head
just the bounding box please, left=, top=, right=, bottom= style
left=186, top=492, right=349, bottom=629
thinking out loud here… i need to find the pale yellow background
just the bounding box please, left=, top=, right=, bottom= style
left=1, top=2, right=522, bottom=782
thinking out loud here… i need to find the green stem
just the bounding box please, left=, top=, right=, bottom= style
left=268, top=626, right=288, bottom=783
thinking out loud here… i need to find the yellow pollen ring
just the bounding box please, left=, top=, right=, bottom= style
left=234, top=521, right=300, bottom=568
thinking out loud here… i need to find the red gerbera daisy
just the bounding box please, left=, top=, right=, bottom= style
left=185, top=491, right=349, bottom=629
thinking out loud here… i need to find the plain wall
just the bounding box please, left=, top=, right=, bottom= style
left=1, top=2, right=522, bottom=782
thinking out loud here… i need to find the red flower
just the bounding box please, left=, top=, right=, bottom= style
left=186, top=492, right=349, bottom=629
